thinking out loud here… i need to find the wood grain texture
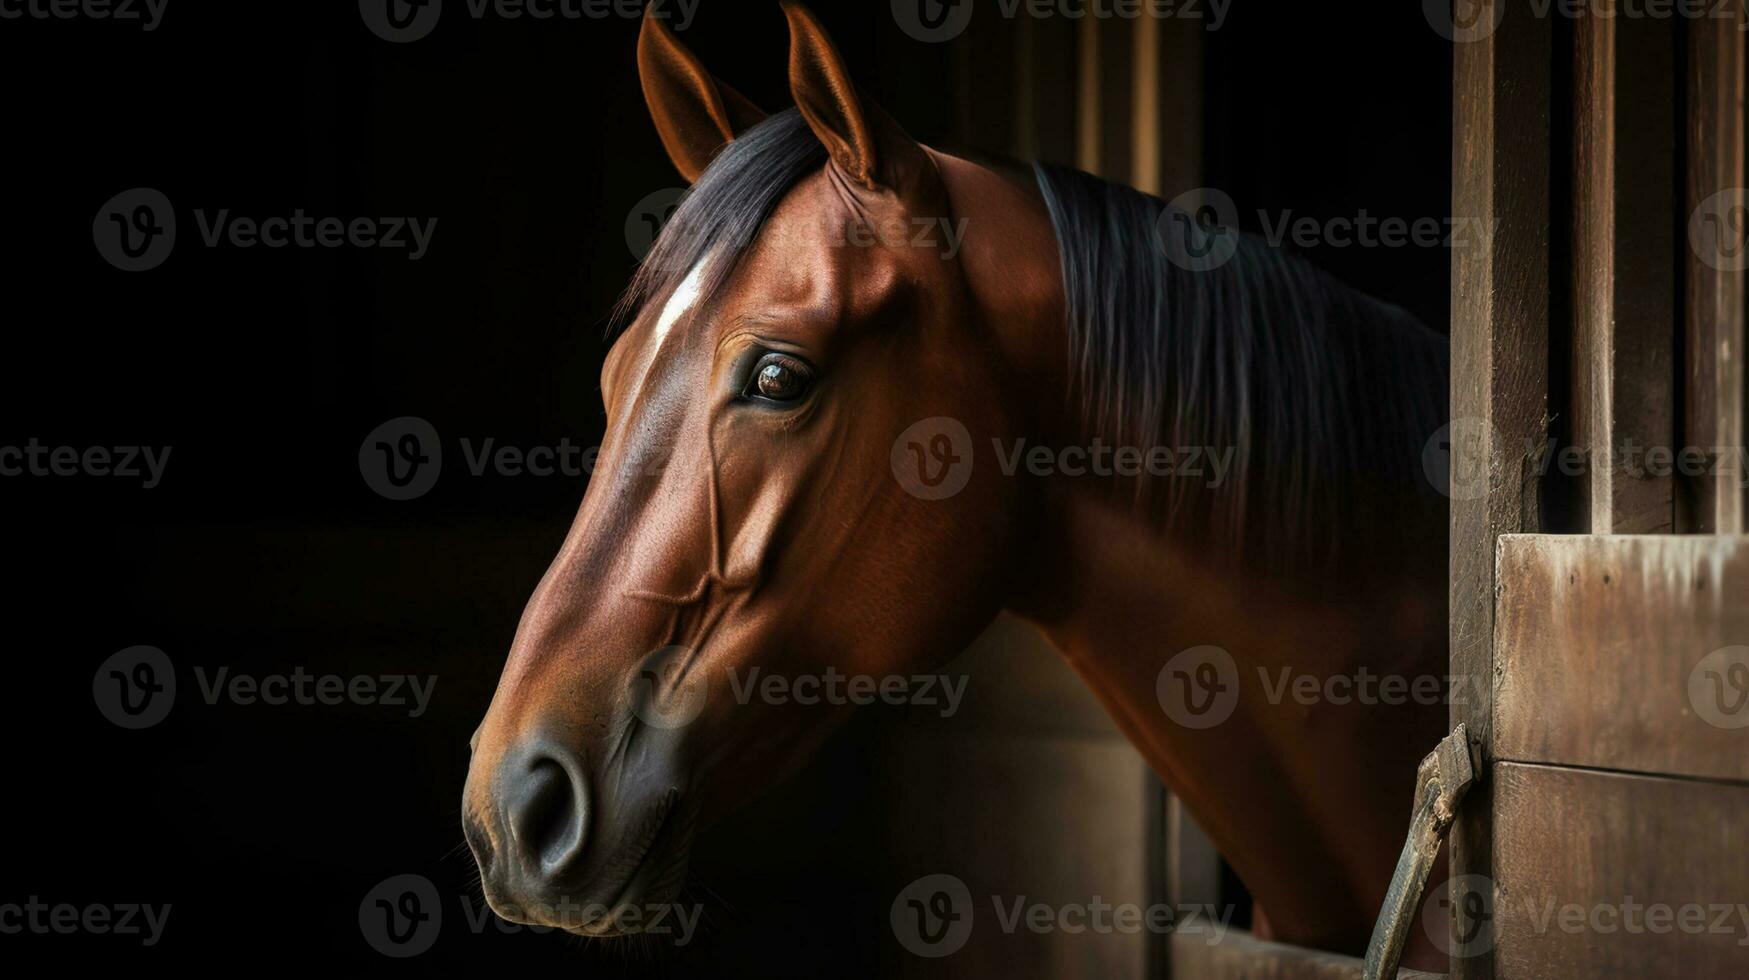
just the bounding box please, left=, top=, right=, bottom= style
left=1494, top=534, right=1749, bottom=782
left=1683, top=13, right=1748, bottom=534
left=1571, top=8, right=1677, bottom=534
left=1450, top=8, right=1554, bottom=977
left=1170, top=928, right=1443, bottom=979
left=1492, top=762, right=1749, bottom=979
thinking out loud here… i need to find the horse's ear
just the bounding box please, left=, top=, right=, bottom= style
left=638, top=3, right=767, bottom=183
left=782, top=1, right=932, bottom=195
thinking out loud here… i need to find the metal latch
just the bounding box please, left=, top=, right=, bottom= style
left=1362, top=724, right=1481, bottom=979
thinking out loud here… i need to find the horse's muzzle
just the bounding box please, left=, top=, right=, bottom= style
left=464, top=734, right=592, bottom=918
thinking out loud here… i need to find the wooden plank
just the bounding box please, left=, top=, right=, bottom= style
left=1131, top=10, right=1162, bottom=196
left=1097, top=15, right=1133, bottom=185
left=1074, top=14, right=1134, bottom=182
left=1494, top=534, right=1749, bottom=782
left=1684, top=12, right=1748, bottom=534
left=1165, top=793, right=1223, bottom=909
left=1449, top=7, right=1555, bottom=977
left=1157, top=778, right=1224, bottom=978
left=1492, top=762, right=1749, bottom=979
left=1168, top=928, right=1442, bottom=979
left=1075, top=15, right=1099, bottom=174
left=1572, top=8, right=1678, bottom=534
left=1130, top=13, right=1202, bottom=199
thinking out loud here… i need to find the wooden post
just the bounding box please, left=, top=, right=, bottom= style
left=1572, top=4, right=1678, bottom=534
left=1450, top=4, right=1554, bottom=976
left=1684, top=12, right=1748, bottom=534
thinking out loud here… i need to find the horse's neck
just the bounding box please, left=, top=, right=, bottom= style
left=1008, top=491, right=1445, bottom=951
left=942, top=147, right=1448, bottom=953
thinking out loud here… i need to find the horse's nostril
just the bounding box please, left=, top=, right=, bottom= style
left=504, top=747, right=590, bottom=878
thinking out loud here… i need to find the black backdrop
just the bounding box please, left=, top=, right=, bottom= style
left=0, top=0, right=1448, bottom=973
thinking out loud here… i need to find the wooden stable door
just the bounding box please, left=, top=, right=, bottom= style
left=1452, top=5, right=1749, bottom=978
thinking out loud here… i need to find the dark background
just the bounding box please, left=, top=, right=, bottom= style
left=0, top=0, right=1448, bottom=972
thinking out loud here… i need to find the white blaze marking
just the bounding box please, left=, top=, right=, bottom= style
left=654, top=257, right=710, bottom=343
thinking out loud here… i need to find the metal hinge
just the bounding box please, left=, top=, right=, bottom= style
left=1362, top=724, right=1482, bottom=980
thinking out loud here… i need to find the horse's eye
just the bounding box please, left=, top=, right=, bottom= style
left=747, top=353, right=812, bottom=403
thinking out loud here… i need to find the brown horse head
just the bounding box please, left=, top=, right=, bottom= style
left=461, top=2, right=1065, bottom=934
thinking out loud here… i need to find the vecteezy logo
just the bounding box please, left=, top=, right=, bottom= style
left=93, top=188, right=176, bottom=272
left=360, top=0, right=442, bottom=42
left=1690, top=187, right=1749, bottom=273
left=359, top=873, right=442, bottom=957
left=1690, top=646, right=1749, bottom=730
left=1423, top=416, right=1498, bottom=502
left=891, top=0, right=972, bottom=43
left=1156, top=645, right=1239, bottom=729
left=624, top=187, right=688, bottom=268
left=1159, top=187, right=1240, bottom=272
left=359, top=417, right=442, bottom=501
left=93, top=645, right=176, bottom=729
left=1425, top=873, right=1496, bottom=958
left=1424, top=0, right=1503, bottom=44
left=890, top=873, right=973, bottom=957
left=631, top=645, right=709, bottom=730
left=890, top=416, right=974, bottom=501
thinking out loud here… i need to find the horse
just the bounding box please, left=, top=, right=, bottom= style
left=462, top=1, right=1451, bottom=966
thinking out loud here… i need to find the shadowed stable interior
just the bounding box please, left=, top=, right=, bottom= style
left=0, top=2, right=1449, bottom=975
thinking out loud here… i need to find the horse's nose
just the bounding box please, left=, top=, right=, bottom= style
left=478, top=737, right=592, bottom=900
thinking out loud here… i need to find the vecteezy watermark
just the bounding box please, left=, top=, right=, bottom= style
left=92, top=188, right=174, bottom=271
left=0, top=439, right=171, bottom=488
left=1159, top=186, right=1241, bottom=273
left=92, top=646, right=176, bottom=729
left=461, top=896, right=702, bottom=943
left=889, top=418, right=1239, bottom=501
left=1692, top=187, right=1749, bottom=272
left=359, top=873, right=703, bottom=957
left=625, top=187, right=687, bottom=262
left=1426, top=874, right=1749, bottom=956
left=359, top=0, right=699, bottom=44
left=1256, top=666, right=1489, bottom=709
left=1156, top=645, right=1239, bottom=729
left=93, top=646, right=438, bottom=729
left=1156, top=187, right=1493, bottom=273
left=727, top=666, right=969, bottom=718
left=1422, top=417, right=1503, bottom=502
left=992, top=438, right=1235, bottom=487
left=890, top=873, right=1234, bottom=958
left=629, top=646, right=971, bottom=728
left=0, top=898, right=171, bottom=946
left=94, top=188, right=436, bottom=271
left=359, top=417, right=661, bottom=501
left=1423, top=0, right=1506, bottom=43
left=1426, top=873, right=1497, bottom=958
left=359, top=874, right=442, bottom=957
left=630, top=644, right=710, bottom=730
left=0, top=0, right=168, bottom=30
left=1426, top=0, right=1749, bottom=43
left=1425, top=418, right=1749, bottom=501
left=1518, top=894, right=1749, bottom=946
left=1155, top=648, right=1493, bottom=729
left=360, top=417, right=442, bottom=501
left=1690, top=646, right=1749, bottom=730
left=891, top=416, right=975, bottom=501
left=827, top=214, right=969, bottom=260
left=892, top=0, right=1229, bottom=44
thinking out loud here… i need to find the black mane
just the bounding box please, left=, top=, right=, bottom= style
left=1033, top=162, right=1449, bottom=568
